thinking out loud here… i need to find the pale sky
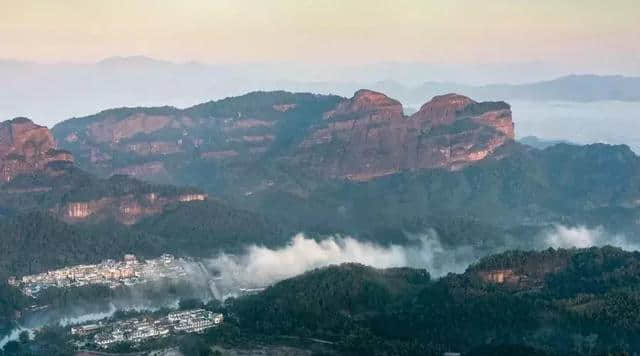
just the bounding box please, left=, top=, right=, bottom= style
left=1, top=0, right=639, bottom=72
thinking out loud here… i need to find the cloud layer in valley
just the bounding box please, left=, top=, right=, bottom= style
left=201, top=225, right=640, bottom=299
left=543, top=224, right=640, bottom=251
left=203, top=232, right=482, bottom=298
left=5, top=224, right=639, bottom=347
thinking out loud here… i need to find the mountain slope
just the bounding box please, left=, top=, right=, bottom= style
left=238, top=142, right=640, bottom=237
left=0, top=212, right=164, bottom=279
left=0, top=118, right=73, bottom=182
left=0, top=117, right=210, bottom=225
left=53, top=90, right=514, bottom=183
left=51, top=90, right=640, bottom=238
left=295, top=91, right=513, bottom=180
left=231, top=247, right=640, bottom=355
left=52, top=91, right=343, bottom=182
left=0, top=118, right=288, bottom=278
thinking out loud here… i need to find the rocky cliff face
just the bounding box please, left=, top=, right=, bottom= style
left=54, top=108, right=199, bottom=180
left=53, top=90, right=514, bottom=185
left=472, top=249, right=573, bottom=290
left=297, top=91, right=515, bottom=180
left=59, top=192, right=207, bottom=225
left=0, top=118, right=73, bottom=182
left=0, top=118, right=208, bottom=225
left=52, top=92, right=342, bottom=185
left=323, top=89, right=405, bottom=122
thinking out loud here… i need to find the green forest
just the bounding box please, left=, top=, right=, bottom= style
left=5, top=247, right=640, bottom=355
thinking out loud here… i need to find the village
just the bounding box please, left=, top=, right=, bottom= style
left=7, top=254, right=188, bottom=297
left=71, top=308, right=224, bottom=347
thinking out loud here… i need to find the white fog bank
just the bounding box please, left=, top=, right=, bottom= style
left=203, top=226, right=640, bottom=299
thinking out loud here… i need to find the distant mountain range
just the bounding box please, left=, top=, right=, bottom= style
left=2, top=56, right=639, bottom=126
left=374, top=74, right=640, bottom=104
left=518, top=136, right=576, bottom=150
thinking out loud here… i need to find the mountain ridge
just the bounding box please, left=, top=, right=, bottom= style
left=3, top=56, right=639, bottom=127
left=53, top=89, right=515, bottom=182
left=48, top=90, right=640, bottom=239
left=230, top=246, right=640, bottom=355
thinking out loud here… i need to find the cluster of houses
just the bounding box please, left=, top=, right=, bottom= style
left=71, top=309, right=223, bottom=347
left=8, top=254, right=187, bottom=296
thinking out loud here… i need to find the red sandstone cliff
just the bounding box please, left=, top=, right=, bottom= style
left=323, top=89, right=405, bottom=122
left=59, top=192, right=206, bottom=225
left=0, top=118, right=73, bottom=182
left=52, top=90, right=515, bottom=185
left=0, top=118, right=207, bottom=225
left=297, top=91, right=515, bottom=180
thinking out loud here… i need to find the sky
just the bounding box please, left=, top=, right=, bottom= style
left=1, top=0, right=638, bottom=74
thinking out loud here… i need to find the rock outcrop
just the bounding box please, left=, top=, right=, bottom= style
left=0, top=118, right=73, bottom=182
left=478, top=269, right=521, bottom=285
left=0, top=118, right=209, bottom=225
left=52, top=92, right=343, bottom=182
left=59, top=192, right=208, bottom=225
left=113, top=161, right=168, bottom=179
left=297, top=91, right=515, bottom=180
left=52, top=90, right=515, bottom=184
left=86, top=113, right=176, bottom=143
left=323, top=89, right=405, bottom=122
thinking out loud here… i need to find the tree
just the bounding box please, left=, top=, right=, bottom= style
left=179, top=335, right=212, bottom=356
left=18, top=331, right=29, bottom=344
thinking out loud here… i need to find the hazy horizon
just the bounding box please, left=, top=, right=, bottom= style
left=2, top=56, right=640, bottom=155
left=2, top=0, right=639, bottom=150
left=2, top=0, right=638, bottom=75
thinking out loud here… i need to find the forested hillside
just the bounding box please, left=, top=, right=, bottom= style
left=229, top=247, right=640, bottom=355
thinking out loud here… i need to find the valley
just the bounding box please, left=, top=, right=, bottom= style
left=6, top=247, right=640, bottom=355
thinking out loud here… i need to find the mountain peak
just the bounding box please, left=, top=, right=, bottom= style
left=0, top=117, right=73, bottom=182
left=429, top=93, right=475, bottom=104
left=6, top=117, right=37, bottom=125
left=352, top=89, right=402, bottom=105
left=53, top=90, right=515, bottom=183
left=411, top=93, right=476, bottom=125
left=324, top=89, right=404, bottom=120
left=96, top=56, right=172, bottom=67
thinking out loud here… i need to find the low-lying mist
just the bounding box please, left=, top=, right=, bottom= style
left=542, top=224, right=640, bottom=251
left=199, top=225, right=640, bottom=298
left=202, top=232, right=475, bottom=297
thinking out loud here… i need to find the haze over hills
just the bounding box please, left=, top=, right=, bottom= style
left=376, top=74, right=640, bottom=103
left=2, top=56, right=640, bottom=128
